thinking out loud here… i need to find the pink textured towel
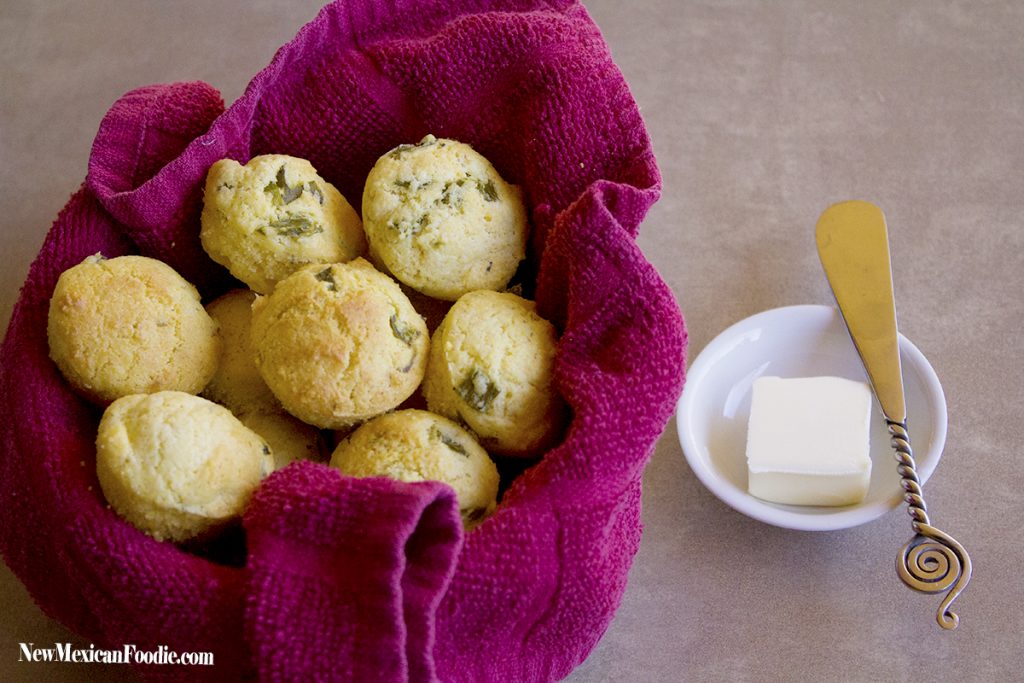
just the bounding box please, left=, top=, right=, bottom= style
left=0, top=1, right=686, bottom=681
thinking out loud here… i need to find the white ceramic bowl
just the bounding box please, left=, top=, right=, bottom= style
left=676, top=305, right=946, bottom=531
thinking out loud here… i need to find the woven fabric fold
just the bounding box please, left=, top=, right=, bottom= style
left=0, top=1, right=686, bottom=680
left=244, top=463, right=462, bottom=682
left=86, top=81, right=230, bottom=291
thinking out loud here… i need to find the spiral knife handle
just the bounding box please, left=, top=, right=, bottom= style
left=888, top=419, right=973, bottom=630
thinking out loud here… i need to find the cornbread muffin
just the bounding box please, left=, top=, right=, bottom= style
left=422, top=290, right=564, bottom=456
left=95, top=391, right=274, bottom=542
left=362, top=135, right=528, bottom=300
left=47, top=254, right=220, bottom=404
left=250, top=258, right=428, bottom=428
left=330, top=409, right=499, bottom=526
left=202, top=289, right=278, bottom=412
left=200, top=154, right=366, bottom=294
left=238, top=409, right=326, bottom=470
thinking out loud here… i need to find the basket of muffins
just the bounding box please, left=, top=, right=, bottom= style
left=48, top=138, right=561, bottom=541
left=0, top=1, right=686, bottom=680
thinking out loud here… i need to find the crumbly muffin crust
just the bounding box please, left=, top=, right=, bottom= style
left=422, top=290, right=564, bottom=456
left=362, top=135, right=528, bottom=300
left=96, top=391, right=273, bottom=542
left=250, top=258, right=428, bottom=428
left=330, top=409, right=498, bottom=526
left=201, top=154, right=365, bottom=294
left=47, top=254, right=220, bottom=404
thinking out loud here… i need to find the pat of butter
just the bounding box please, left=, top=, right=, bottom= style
left=745, top=376, right=873, bottom=506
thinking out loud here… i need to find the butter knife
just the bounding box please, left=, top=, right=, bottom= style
left=816, top=200, right=971, bottom=630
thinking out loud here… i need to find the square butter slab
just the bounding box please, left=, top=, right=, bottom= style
left=746, top=375, right=872, bottom=506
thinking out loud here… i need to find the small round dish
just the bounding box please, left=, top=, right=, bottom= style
left=676, top=304, right=946, bottom=531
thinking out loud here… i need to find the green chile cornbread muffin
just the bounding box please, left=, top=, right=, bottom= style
left=238, top=410, right=326, bottom=470
left=47, top=254, right=220, bottom=404
left=330, top=410, right=499, bottom=526
left=200, top=154, right=366, bottom=294
left=362, top=135, right=528, bottom=301
left=423, top=290, right=564, bottom=456
left=250, top=259, right=429, bottom=429
left=95, top=391, right=274, bottom=542
left=202, top=289, right=278, bottom=412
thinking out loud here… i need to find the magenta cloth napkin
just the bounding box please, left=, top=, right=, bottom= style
left=0, top=0, right=686, bottom=680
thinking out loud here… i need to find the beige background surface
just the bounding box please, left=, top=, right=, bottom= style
left=2, top=1, right=1022, bottom=680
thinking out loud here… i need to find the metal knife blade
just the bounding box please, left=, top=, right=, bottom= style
left=815, top=200, right=905, bottom=422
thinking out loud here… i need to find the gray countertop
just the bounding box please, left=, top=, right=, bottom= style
left=2, top=1, right=1021, bottom=680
